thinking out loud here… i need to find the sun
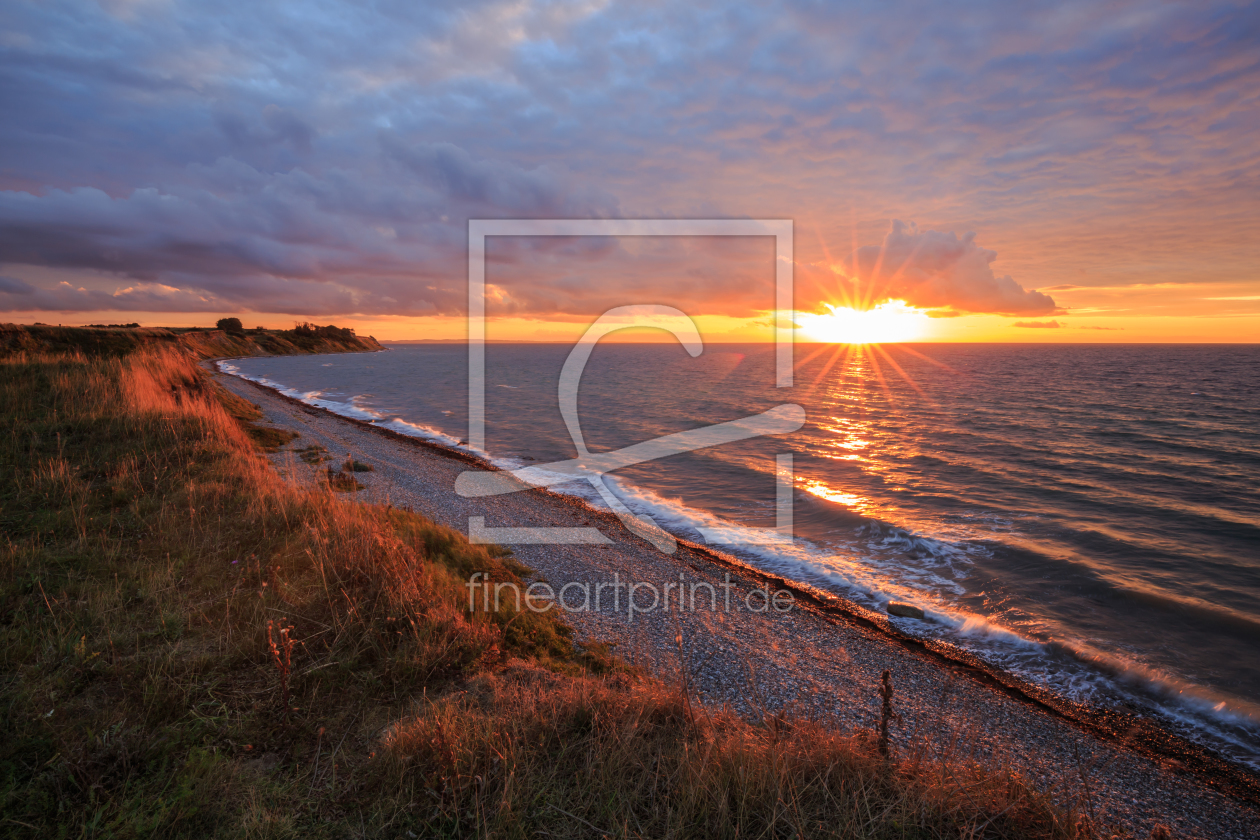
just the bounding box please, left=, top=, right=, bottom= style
left=796, top=300, right=929, bottom=344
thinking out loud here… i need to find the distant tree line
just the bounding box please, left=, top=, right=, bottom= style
left=214, top=318, right=356, bottom=342
left=289, top=322, right=357, bottom=341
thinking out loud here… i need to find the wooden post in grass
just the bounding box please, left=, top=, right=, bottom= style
left=878, top=669, right=895, bottom=758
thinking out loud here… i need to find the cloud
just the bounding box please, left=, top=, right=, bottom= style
left=1012, top=320, right=1061, bottom=328
left=214, top=104, right=316, bottom=153
left=846, top=222, right=1059, bottom=316
left=381, top=137, right=617, bottom=217
left=0, top=0, right=1257, bottom=321
left=0, top=280, right=220, bottom=313
left=0, top=275, right=34, bottom=294
left=0, top=140, right=621, bottom=317
left=0, top=149, right=774, bottom=318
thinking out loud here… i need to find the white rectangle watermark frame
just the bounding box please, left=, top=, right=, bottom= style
left=466, top=219, right=796, bottom=551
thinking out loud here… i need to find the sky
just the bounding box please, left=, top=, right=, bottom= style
left=1, top=0, right=1257, bottom=342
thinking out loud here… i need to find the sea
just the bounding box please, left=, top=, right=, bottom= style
left=221, top=342, right=1260, bottom=768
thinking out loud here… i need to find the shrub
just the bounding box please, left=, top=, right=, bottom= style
left=216, top=317, right=244, bottom=333
left=289, top=322, right=356, bottom=341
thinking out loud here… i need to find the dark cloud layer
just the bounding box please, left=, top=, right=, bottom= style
left=1, top=0, right=1257, bottom=318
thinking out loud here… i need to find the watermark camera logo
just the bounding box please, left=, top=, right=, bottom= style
left=456, top=220, right=801, bottom=554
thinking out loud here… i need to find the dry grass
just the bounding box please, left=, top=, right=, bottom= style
left=0, top=347, right=1115, bottom=838
left=323, top=466, right=367, bottom=492
left=296, top=444, right=330, bottom=464
left=247, top=426, right=300, bottom=453
left=376, top=661, right=1084, bottom=840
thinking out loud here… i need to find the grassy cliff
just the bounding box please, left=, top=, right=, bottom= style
left=0, top=322, right=383, bottom=360
left=0, top=345, right=1096, bottom=839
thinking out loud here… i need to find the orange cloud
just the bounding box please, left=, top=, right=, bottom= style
left=845, top=222, right=1059, bottom=316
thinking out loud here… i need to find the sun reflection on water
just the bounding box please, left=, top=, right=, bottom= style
left=800, top=478, right=873, bottom=513
left=794, top=342, right=935, bottom=518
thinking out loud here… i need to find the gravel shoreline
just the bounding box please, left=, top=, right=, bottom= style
left=212, top=360, right=1260, bottom=838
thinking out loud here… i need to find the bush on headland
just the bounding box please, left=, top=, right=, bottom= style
left=0, top=344, right=1107, bottom=838
left=290, top=321, right=357, bottom=341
